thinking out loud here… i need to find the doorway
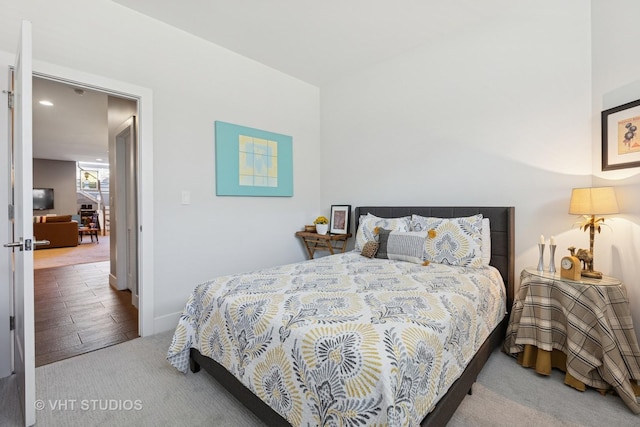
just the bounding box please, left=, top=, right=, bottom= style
left=27, top=66, right=154, bottom=337
left=32, top=76, right=140, bottom=365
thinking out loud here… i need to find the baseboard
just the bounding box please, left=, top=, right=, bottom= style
left=154, top=311, right=182, bottom=334
left=109, top=273, right=117, bottom=288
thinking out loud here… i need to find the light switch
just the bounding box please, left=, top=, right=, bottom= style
left=181, top=190, right=191, bottom=205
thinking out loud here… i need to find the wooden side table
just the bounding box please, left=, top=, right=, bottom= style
left=504, top=267, right=640, bottom=413
left=78, top=226, right=100, bottom=243
left=295, top=231, right=351, bottom=259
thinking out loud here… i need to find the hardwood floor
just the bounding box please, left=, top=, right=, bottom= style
left=34, top=261, right=138, bottom=367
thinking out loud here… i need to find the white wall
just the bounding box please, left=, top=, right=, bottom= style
left=0, top=0, right=321, bottom=333
left=591, top=0, right=640, bottom=341
left=320, top=1, right=592, bottom=292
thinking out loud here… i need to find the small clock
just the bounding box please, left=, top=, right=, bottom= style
left=560, top=256, right=581, bottom=281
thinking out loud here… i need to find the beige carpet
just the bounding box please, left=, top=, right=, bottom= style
left=34, top=235, right=110, bottom=269
left=448, top=382, right=581, bottom=427
left=1, top=332, right=638, bottom=426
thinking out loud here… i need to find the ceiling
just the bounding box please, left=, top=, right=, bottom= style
left=33, top=1, right=515, bottom=163
left=113, top=0, right=516, bottom=86
left=33, top=77, right=109, bottom=164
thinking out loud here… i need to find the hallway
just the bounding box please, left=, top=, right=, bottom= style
left=34, top=261, right=138, bottom=367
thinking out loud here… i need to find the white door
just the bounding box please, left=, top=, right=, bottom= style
left=115, top=117, right=138, bottom=307
left=4, top=20, right=36, bottom=427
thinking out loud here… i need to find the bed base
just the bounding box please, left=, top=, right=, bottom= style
left=189, top=206, right=515, bottom=426
left=190, top=347, right=290, bottom=426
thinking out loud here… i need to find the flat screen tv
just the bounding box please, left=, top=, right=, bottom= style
left=33, top=188, right=54, bottom=210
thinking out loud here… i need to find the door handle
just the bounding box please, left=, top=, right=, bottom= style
left=3, top=239, right=49, bottom=250
left=3, top=241, right=23, bottom=248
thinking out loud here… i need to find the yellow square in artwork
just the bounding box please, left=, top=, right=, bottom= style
left=239, top=135, right=252, bottom=153
left=239, top=175, right=253, bottom=186
left=268, top=160, right=277, bottom=178
left=268, top=140, right=277, bottom=157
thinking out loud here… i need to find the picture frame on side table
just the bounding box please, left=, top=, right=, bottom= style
left=330, top=205, right=351, bottom=234
left=602, top=99, right=640, bottom=171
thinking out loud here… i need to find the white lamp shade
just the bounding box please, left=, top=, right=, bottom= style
left=569, top=187, right=619, bottom=215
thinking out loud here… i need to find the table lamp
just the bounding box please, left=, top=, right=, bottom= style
left=568, top=186, right=619, bottom=279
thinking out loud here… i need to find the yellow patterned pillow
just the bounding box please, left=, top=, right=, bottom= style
left=412, top=214, right=484, bottom=267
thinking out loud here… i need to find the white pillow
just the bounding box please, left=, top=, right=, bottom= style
left=354, top=214, right=411, bottom=251
left=482, top=218, right=491, bottom=265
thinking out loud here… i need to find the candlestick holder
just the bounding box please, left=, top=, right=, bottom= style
left=548, top=244, right=556, bottom=273
left=537, top=243, right=545, bottom=272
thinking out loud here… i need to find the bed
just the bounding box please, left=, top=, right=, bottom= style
left=167, top=206, right=515, bottom=426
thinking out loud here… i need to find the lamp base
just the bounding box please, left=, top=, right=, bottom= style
left=581, top=270, right=602, bottom=279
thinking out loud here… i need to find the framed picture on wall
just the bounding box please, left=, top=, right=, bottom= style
left=330, top=205, right=351, bottom=234
left=602, top=99, right=640, bottom=171
left=82, top=170, right=99, bottom=190
left=215, top=121, right=293, bottom=196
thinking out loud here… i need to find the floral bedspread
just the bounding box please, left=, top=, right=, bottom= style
left=167, top=251, right=506, bottom=426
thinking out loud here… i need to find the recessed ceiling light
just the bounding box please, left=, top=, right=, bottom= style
left=39, top=100, right=53, bottom=106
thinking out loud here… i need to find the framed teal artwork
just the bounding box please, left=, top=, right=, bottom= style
left=215, top=121, right=293, bottom=196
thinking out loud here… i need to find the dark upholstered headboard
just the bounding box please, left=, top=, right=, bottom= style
left=354, top=206, right=515, bottom=308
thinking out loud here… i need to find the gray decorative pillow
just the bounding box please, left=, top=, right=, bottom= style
left=375, top=228, right=392, bottom=259
left=386, top=231, right=427, bottom=264
left=360, top=241, right=379, bottom=258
